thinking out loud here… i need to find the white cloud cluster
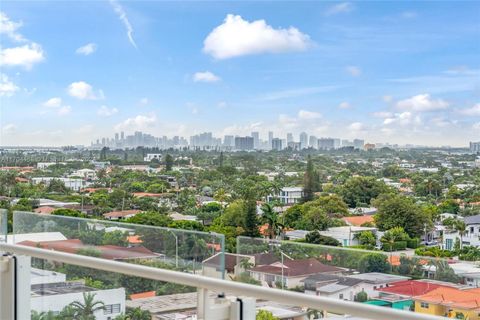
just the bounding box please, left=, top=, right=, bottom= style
left=67, top=81, right=103, bottom=100
left=0, top=43, right=45, bottom=69
left=339, top=102, right=351, bottom=109
left=458, top=103, right=480, bottom=116
left=0, top=12, right=25, bottom=42
left=0, top=73, right=19, bottom=97
left=203, top=14, right=311, bottom=59
left=97, top=105, right=118, bottom=117
left=383, top=111, right=421, bottom=126
left=42, top=97, right=71, bottom=116
left=396, top=94, right=449, bottom=112
left=109, top=0, right=137, bottom=48
left=76, top=43, right=97, bottom=55
left=298, top=110, right=322, bottom=120
left=325, top=2, right=354, bottom=16
left=114, top=114, right=156, bottom=131
left=1, top=123, right=17, bottom=135
left=0, top=12, right=45, bottom=69
left=193, top=71, right=221, bottom=83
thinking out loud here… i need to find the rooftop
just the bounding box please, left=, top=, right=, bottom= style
left=415, top=287, right=480, bottom=310
left=346, top=273, right=410, bottom=284
left=250, top=258, right=343, bottom=277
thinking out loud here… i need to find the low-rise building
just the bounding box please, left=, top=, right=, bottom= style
left=267, top=187, right=303, bottom=205
left=414, top=287, right=480, bottom=319
left=319, top=226, right=379, bottom=247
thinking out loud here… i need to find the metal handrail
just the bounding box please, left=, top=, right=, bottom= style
left=0, top=243, right=444, bottom=320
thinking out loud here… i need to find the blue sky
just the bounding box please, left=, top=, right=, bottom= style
left=0, top=1, right=479, bottom=146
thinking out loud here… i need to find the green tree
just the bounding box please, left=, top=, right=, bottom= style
left=244, top=198, right=259, bottom=237
left=256, top=310, right=279, bottom=320
left=164, top=154, right=174, bottom=171
left=355, top=291, right=368, bottom=302
left=70, top=292, right=105, bottom=320
left=454, top=220, right=467, bottom=250
left=126, top=211, right=172, bottom=227
left=354, top=231, right=377, bottom=249
left=125, top=307, right=152, bottom=320
left=373, top=194, right=429, bottom=238
left=358, top=253, right=390, bottom=273
left=302, top=155, right=317, bottom=202
left=340, top=176, right=389, bottom=208
left=260, top=203, right=284, bottom=239
left=305, top=231, right=341, bottom=246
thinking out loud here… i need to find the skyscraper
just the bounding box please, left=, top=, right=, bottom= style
left=251, top=131, right=260, bottom=149
left=287, top=133, right=293, bottom=144
left=300, top=132, right=308, bottom=149
left=272, top=138, right=282, bottom=151
left=235, top=136, right=254, bottom=150
left=268, top=131, right=274, bottom=150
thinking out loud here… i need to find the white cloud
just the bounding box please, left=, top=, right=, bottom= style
left=217, top=101, right=227, bottom=109
left=0, top=73, right=19, bottom=97
left=338, top=102, right=351, bottom=109
left=43, top=97, right=62, bottom=108
left=260, top=86, right=338, bottom=101
left=114, top=114, right=156, bottom=131
left=203, top=14, right=311, bottom=59
left=298, top=110, right=322, bottom=120
left=372, top=111, right=393, bottom=118
left=193, top=71, right=221, bottom=83
left=1, top=123, right=17, bottom=135
left=396, top=94, right=449, bottom=112
left=0, top=12, right=25, bottom=42
left=325, top=2, right=354, bottom=16
left=109, top=0, right=137, bottom=48
left=76, top=43, right=97, bottom=55
left=97, top=105, right=119, bottom=117
left=345, top=66, right=361, bottom=77
left=383, top=111, right=421, bottom=126
left=67, top=81, right=102, bottom=100
left=139, top=97, right=149, bottom=105
left=57, top=105, right=71, bottom=116
left=348, top=122, right=365, bottom=131
left=458, top=103, right=480, bottom=116
left=0, top=43, right=45, bottom=69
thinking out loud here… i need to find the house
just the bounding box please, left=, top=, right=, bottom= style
left=370, top=280, right=456, bottom=311
left=347, top=207, right=377, bottom=216
left=31, top=177, right=90, bottom=192
left=202, top=252, right=253, bottom=279
left=31, top=281, right=125, bottom=320
left=318, top=226, right=379, bottom=247
left=71, top=168, right=96, bottom=180
left=284, top=230, right=310, bottom=240
left=170, top=212, right=198, bottom=222
left=413, top=287, right=480, bottom=319
left=342, top=215, right=375, bottom=227
left=248, top=258, right=344, bottom=289
left=303, top=273, right=368, bottom=301
left=345, top=273, right=410, bottom=297
left=443, top=214, right=480, bottom=249
left=34, top=206, right=57, bottom=215
left=103, top=209, right=141, bottom=220
left=267, top=187, right=303, bottom=205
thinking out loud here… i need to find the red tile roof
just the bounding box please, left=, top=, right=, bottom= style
left=103, top=209, right=141, bottom=219
left=415, top=287, right=480, bottom=310
left=34, top=206, right=57, bottom=215
left=130, top=291, right=156, bottom=300
left=250, top=258, right=342, bottom=277
left=377, top=280, right=445, bottom=297
left=342, top=215, right=375, bottom=226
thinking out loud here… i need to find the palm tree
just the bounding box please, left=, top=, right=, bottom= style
left=31, top=311, right=57, bottom=320
left=125, top=307, right=152, bottom=320
left=261, top=203, right=284, bottom=239
left=454, top=220, right=466, bottom=250
left=70, top=292, right=105, bottom=320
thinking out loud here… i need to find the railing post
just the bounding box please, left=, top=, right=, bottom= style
left=0, top=255, right=31, bottom=320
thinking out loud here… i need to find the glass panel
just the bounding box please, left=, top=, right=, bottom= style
left=237, top=236, right=476, bottom=318
left=0, top=209, right=7, bottom=243
left=13, top=211, right=225, bottom=279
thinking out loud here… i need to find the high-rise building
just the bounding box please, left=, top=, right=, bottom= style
left=120, top=132, right=125, bottom=141
left=318, top=138, right=335, bottom=150
left=268, top=131, right=274, bottom=149
left=299, top=132, right=308, bottom=149
left=251, top=132, right=260, bottom=149
left=234, top=136, right=254, bottom=150
left=223, top=135, right=234, bottom=147
left=353, top=139, right=365, bottom=150
left=309, top=136, right=318, bottom=149
left=287, top=133, right=293, bottom=144
left=272, top=138, right=282, bottom=151
left=470, top=141, right=480, bottom=153
left=333, top=138, right=341, bottom=149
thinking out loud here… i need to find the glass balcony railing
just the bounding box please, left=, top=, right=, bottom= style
left=0, top=209, right=7, bottom=243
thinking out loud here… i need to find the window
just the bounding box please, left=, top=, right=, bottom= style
left=339, top=294, right=344, bottom=299
left=104, top=304, right=121, bottom=315
left=420, top=302, right=429, bottom=309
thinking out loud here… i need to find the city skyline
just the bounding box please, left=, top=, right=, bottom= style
left=1, top=1, right=479, bottom=147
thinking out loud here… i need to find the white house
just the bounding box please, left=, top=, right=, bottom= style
left=31, top=281, right=125, bottom=320
left=31, top=177, right=90, bottom=192
left=144, top=153, right=163, bottom=162
left=319, top=226, right=379, bottom=247
left=443, top=214, right=480, bottom=250
left=71, top=168, right=96, bottom=180
left=267, top=187, right=303, bottom=205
